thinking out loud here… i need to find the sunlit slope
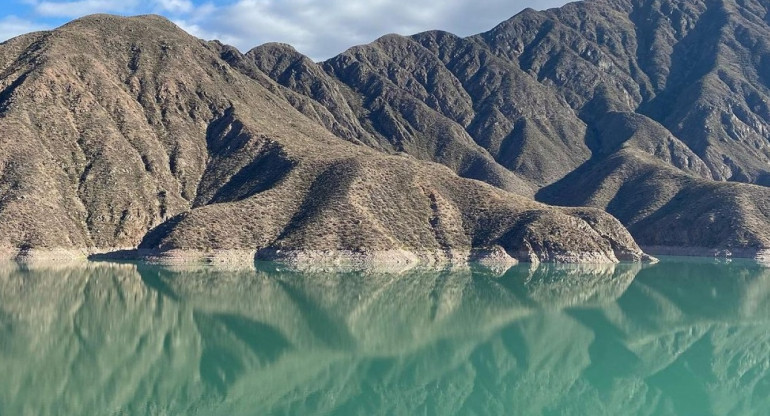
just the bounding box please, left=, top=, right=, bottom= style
left=0, top=15, right=647, bottom=264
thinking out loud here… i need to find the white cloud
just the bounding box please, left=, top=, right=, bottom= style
left=28, top=0, right=194, bottom=18
left=193, top=0, right=572, bottom=60
left=157, top=0, right=194, bottom=13
left=4, top=0, right=573, bottom=59
left=173, top=18, right=242, bottom=47
left=33, top=0, right=141, bottom=17
left=0, top=16, right=50, bottom=43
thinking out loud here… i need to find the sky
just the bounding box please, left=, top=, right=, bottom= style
left=0, top=0, right=572, bottom=60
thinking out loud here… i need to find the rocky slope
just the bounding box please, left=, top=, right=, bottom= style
left=248, top=0, right=770, bottom=256
left=0, top=14, right=651, bottom=265
left=5, top=0, right=770, bottom=262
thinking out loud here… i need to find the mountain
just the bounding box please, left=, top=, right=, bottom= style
left=0, top=14, right=651, bottom=266
left=4, top=0, right=770, bottom=265
left=248, top=0, right=770, bottom=258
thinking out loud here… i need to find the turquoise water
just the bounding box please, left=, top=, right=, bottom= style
left=1, top=258, right=770, bottom=415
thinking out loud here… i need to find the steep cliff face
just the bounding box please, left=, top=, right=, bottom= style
left=247, top=0, right=770, bottom=254
left=0, top=14, right=650, bottom=264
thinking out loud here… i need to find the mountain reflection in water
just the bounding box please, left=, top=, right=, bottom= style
left=1, top=259, right=769, bottom=415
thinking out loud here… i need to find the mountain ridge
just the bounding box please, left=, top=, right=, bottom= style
left=0, top=12, right=653, bottom=267
left=246, top=0, right=770, bottom=259
left=4, top=1, right=770, bottom=265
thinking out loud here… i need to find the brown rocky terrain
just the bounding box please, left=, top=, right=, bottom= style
left=0, top=14, right=652, bottom=266
left=248, top=0, right=770, bottom=257
left=5, top=0, right=770, bottom=263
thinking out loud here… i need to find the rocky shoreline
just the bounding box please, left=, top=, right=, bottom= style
left=11, top=245, right=770, bottom=272
left=103, top=245, right=658, bottom=268
left=0, top=245, right=661, bottom=272
left=643, top=246, right=770, bottom=262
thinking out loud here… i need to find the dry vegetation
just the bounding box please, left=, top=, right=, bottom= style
left=250, top=0, right=770, bottom=253
left=0, top=14, right=650, bottom=264
left=5, top=0, right=770, bottom=261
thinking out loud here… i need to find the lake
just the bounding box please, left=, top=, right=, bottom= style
left=1, top=258, right=769, bottom=415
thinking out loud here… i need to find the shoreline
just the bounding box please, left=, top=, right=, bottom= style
left=642, top=246, right=770, bottom=262
left=0, top=246, right=659, bottom=270
left=93, top=247, right=523, bottom=272
left=1, top=246, right=768, bottom=271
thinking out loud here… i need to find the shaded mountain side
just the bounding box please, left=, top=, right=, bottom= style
left=587, top=112, right=712, bottom=178
left=242, top=0, right=770, bottom=255
left=538, top=146, right=770, bottom=251
left=138, top=149, right=649, bottom=264
left=239, top=41, right=536, bottom=196
left=400, top=30, right=593, bottom=186
left=248, top=32, right=592, bottom=190
left=482, top=0, right=770, bottom=183
left=0, top=14, right=649, bottom=264
left=531, top=110, right=770, bottom=251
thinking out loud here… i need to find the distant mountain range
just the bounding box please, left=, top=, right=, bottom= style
left=2, top=0, right=770, bottom=265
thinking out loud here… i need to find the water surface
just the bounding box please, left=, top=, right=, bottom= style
left=1, top=258, right=769, bottom=415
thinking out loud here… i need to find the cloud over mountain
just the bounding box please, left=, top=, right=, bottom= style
left=1, top=0, right=570, bottom=59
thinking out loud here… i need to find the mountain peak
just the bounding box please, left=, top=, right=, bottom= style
left=248, top=42, right=301, bottom=58
left=55, top=13, right=188, bottom=40
left=63, top=13, right=175, bottom=28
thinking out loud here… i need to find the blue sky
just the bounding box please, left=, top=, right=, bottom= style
left=0, top=0, right=571, bottom=60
